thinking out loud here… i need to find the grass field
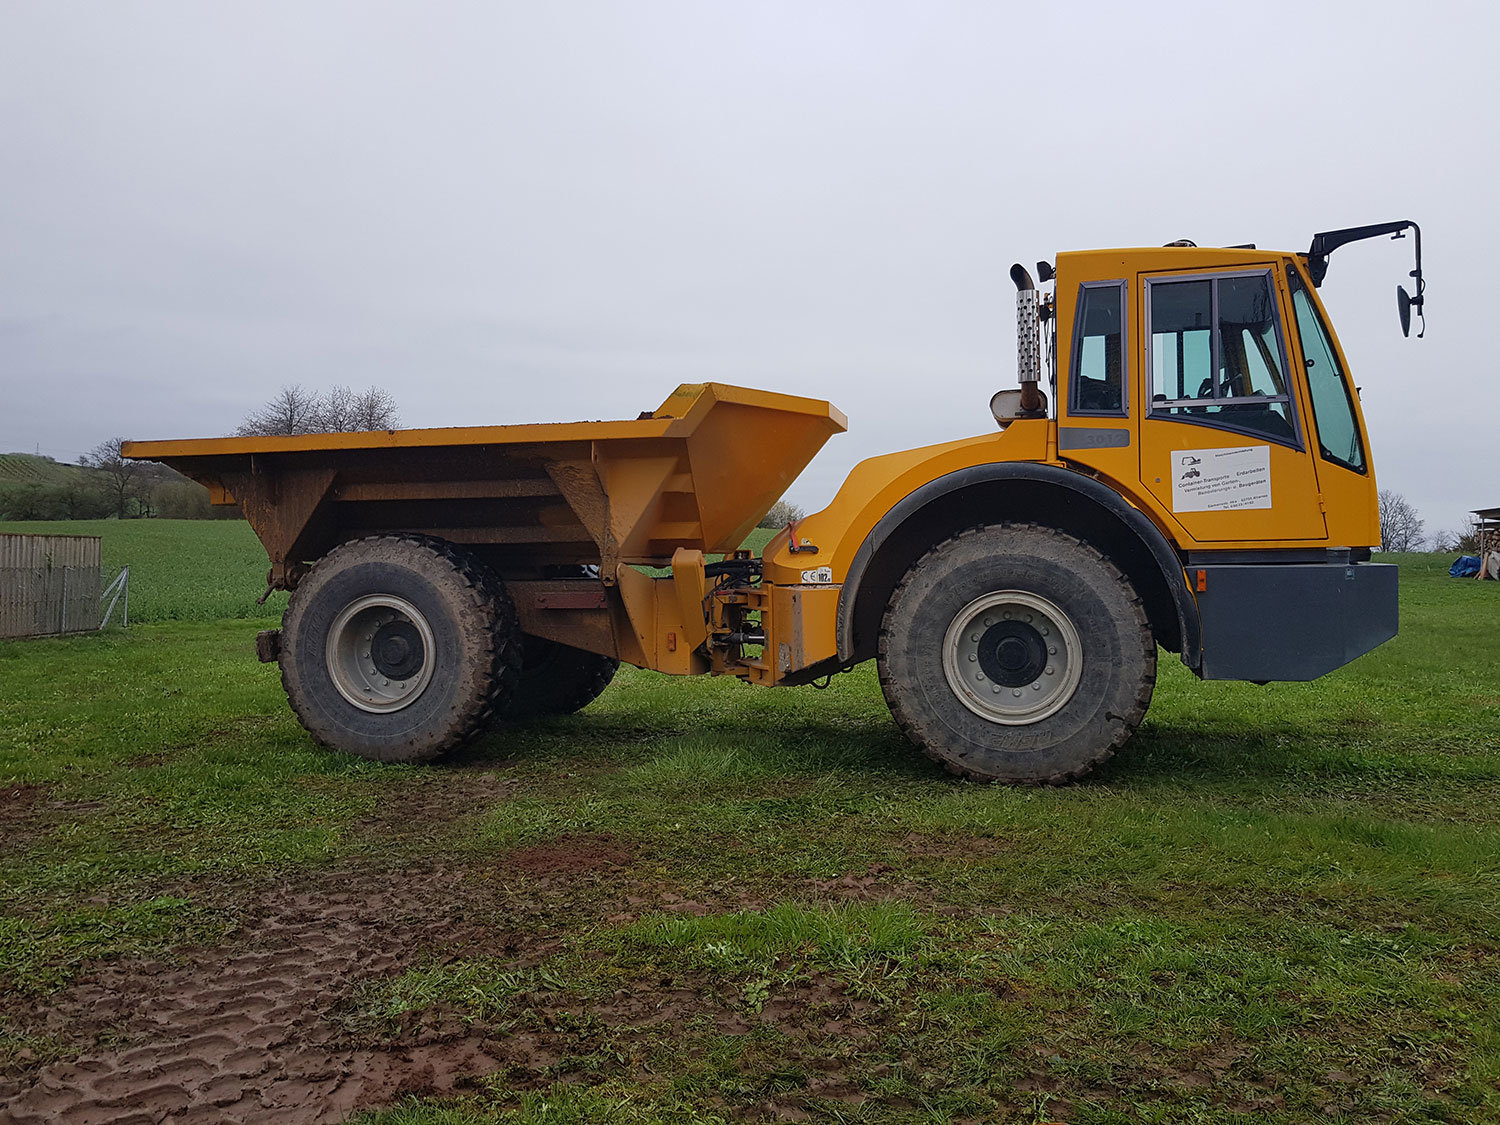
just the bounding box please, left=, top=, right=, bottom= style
left=1, top=521, right=1497, bottom=1123
left=0, top=518, right=288, bottom=622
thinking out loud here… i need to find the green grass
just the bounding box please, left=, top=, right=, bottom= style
left=1, top=539, right=1498, bottom=1122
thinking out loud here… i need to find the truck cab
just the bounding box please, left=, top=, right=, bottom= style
left=753, top=230, right=1415, bottom=780
left=1052, top=246, right=1378, bottom=553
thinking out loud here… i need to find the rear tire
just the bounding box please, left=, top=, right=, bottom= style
left=501, top=635, right=620, bottom=719
left=280, top=535, right=522, bottom=763
left=877, top=523, right=1155, bottom=784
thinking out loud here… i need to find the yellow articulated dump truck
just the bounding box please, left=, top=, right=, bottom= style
left=124, top=222, right=1425, bottom=783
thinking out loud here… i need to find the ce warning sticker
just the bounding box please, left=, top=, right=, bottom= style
left=800, top=566, right=834, bottom=584
left=1171, top=446, right=1271, bottom=512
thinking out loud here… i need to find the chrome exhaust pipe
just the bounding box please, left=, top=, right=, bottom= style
left=1010, top=264, right=1046, bottom=415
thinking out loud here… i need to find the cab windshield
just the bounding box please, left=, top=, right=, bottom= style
left=1288, top=268, right=1366, bottom=473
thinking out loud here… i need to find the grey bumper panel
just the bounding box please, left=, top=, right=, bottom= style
left=1196, top=562, right=1397, bottom=681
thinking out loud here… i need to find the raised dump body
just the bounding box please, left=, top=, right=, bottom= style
left=126, top=382, right=845, bottom=686
left=126, top=382, right=845, bottom=580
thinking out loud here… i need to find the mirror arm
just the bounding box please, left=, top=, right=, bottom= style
left=1307, top=220, right=1422, bottom=290
left=1307, top=220, right=1425, bottom=337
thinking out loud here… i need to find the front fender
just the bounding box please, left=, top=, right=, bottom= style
left=832, top=461, right=1201, bottom=671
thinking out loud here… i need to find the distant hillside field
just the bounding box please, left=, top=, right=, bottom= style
left=0, top=453, right=90, bottom=485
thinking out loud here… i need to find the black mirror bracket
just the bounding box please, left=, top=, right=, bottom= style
left=1307, top=220, right=1424, bottom=338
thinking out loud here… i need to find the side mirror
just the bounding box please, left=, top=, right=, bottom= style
left=1397, top=285, right=1413, bottom=338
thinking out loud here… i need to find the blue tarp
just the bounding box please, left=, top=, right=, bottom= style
left=1451, top=555, right=1481, bottom=578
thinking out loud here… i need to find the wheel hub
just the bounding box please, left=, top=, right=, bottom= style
left=940, top=590, right=1084, bottom=725
left=371, top=621, right=424, bottom=680
left=325, top=594, right=437, bottom=713
left=977, top=621, right=1048, bottom=687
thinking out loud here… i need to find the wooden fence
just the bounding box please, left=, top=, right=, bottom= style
left=0, top=534, right=102, bottom=638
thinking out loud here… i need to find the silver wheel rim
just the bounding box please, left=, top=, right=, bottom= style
left=941, top=590, right=1083, bottom=725
left=325, top=594, right=436, bottom=713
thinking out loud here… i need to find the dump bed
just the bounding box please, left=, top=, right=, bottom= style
left=123, top=383, right=847, bottom=582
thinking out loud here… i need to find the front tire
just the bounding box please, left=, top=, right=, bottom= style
left=280, top=536, right=522, bottom=763
left=877, top=523, right=1155, bottom=784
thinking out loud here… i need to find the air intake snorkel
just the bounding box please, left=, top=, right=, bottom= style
left=1010, top=263, right=1048, bottom=416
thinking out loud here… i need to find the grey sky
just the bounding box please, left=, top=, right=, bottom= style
left=2, top=1, right=1493, bottom=539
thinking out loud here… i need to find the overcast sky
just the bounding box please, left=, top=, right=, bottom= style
left=2, top=1, right=1493, bottom=538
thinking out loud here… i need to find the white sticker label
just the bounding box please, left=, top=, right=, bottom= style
left=1171, top=446, right=1272, bottom=512
left=800, top=566, right=834, bottom=584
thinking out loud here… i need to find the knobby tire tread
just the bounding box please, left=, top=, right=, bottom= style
left=877, top=521, right=1155, bottom=785
left=280, top=534, right=522, bottom=762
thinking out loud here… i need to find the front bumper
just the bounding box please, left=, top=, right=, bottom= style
left=1194, top=562, right=1398, bottom=681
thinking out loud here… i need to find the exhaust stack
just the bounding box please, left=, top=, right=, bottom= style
left=1010, top=264, right=1046, bottom=415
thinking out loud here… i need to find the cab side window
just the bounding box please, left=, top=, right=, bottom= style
left=1148, top=270, right=1299, bottom=445
left=1069, top=281, right=1127, bottom=415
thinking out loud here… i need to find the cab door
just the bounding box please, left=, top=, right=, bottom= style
left=1136, top=266, right=1327, bottom=545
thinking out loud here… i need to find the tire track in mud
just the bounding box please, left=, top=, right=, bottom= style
left=1, top=869, right=508, bottom=1124
left=1, top=773, right=527, bottom=1125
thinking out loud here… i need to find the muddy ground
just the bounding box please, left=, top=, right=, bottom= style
left=0, top=773, right=917, bottom=1125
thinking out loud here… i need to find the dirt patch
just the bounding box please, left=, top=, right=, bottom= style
left=807, top=862, right=918, bottom=903
left=0, top=783, right=50, bottom=821
left=0, top=864, right=514, bottom=1124
left=351, top=769, right=518, bottom=843
left=124, top=752, right=172, bottom=769
left=504, top=833, right=633, bottom=877
left=0, top=783, right=101, bottom=855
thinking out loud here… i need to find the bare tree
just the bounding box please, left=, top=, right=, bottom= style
left=316, top=385, right=399, bottom=432
left=236, top=385, right=325, bottom=437
left=346, top=386, right=400, bottom=431
left=315, top=384, right=356, bottom=432
left=758, top=499, right=808, bottom=529
left=81, top=437, right=147, bottom=519
left=237, top=384, right=400, bottom=436
left=1378, top=489, right=1426, bottom=552
left=1434, top=514, right=1481, bottom=554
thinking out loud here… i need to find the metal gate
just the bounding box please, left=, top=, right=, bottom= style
left=0, top=534, right=103, bottom=638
